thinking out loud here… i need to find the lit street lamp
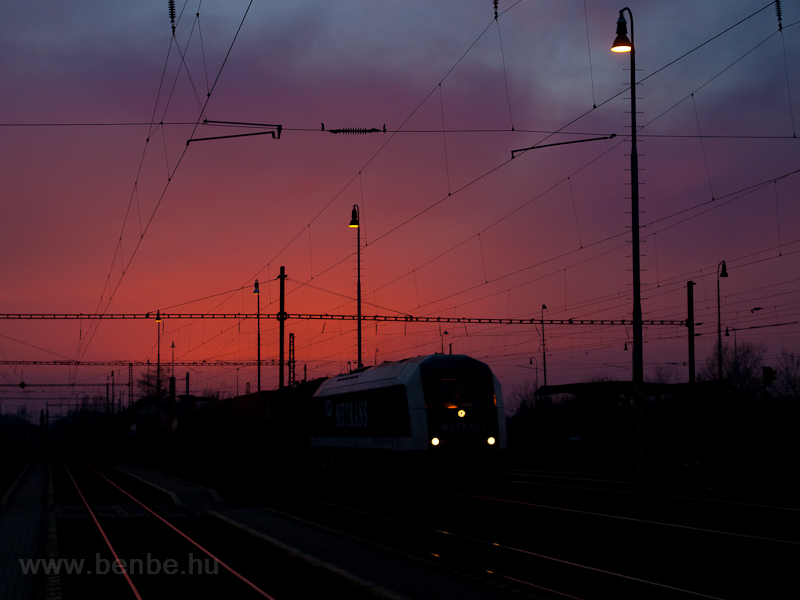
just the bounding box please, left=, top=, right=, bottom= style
left=717, top=260, right=729, bottom=380
left=611, top=7, right=643, bottom=398
left=349, top=205, right=363, bottom=368
left=612, top=7, right=646, bottom=488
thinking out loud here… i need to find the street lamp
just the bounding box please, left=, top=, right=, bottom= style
left=253, top=279, right=261, bottom=392
left=613, top=7, right=645, bottom=487
left=541, top=304, right=547, bottom=386
left=156, top=311, right=162, bottom=401
left=612, top=7, right=643, bottom=394
left=611, top=7, right=644, bottom=389
left=441, top=330, right=449, bottom=354
left=717, top=260, right=728, bottom=381
left=349, top=205, right=362, bottom=368
left=529, top=357, right=539, bottom=391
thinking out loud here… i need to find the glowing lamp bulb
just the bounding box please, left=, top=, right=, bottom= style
left=457, top=409, right=466, bottom=418
left=487, top=437, right=496, bottom=445
left=431, top=437, right=440, bottom=446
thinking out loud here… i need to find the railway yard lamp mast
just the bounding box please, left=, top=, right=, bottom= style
left=717, top=261, right=729, bottom=381
left=611, top=7, right=643, bottom=397
left=613, top=7, right=647, bottom=487
left=349, top=205, right=363, bottom=369
left=156, top=311, right=162, bottom=402
left=529, top=357, right=539, bottom=391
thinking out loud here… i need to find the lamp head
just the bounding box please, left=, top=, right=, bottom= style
left=349, top=204, right=360, bottom=228
left=612, top=12, right=632, bottom=52
left=155, top=311, right=161, bottom=323
left=253, top=279, right=260, bottom=294
left=720, top=261, right=728, bottom=277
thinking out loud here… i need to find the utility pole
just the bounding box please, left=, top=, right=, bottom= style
left=688, top=280, right=698, bottom=479
left=541, top=304, right=548, bottom=386
left=278, top=266, right=287, bottom=389
left=156, top=311, right=162, bottom=402
left=254, top=280, right=261, bottom=392
left=688, top=281, right=696, bottom=384
left=289, top=333, right=296, bottom=385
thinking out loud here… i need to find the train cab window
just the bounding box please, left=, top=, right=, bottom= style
left=419, top=355, right=495, bottom=408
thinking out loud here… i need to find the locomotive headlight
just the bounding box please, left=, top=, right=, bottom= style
left=431, top=437, right=440, bottom=446
left=487, top=437, right=496, bottom=445
left=457, top=409, right=466, bottom=418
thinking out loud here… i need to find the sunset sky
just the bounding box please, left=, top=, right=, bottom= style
left=2, top=0, right=799, bottom=414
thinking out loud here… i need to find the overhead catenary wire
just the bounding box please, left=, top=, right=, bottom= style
left=75, top=1, right=256, bottom=368
left=10, top=2, right=799, bottom=389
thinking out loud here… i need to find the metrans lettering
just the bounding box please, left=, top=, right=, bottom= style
left=335, top=400, right=368, bottom=428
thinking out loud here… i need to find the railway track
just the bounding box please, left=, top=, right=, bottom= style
left=151, top=462, right=797, bottom=600
left=52, top=459, right=376, bottom=600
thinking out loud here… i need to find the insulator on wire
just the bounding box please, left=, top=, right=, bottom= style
left=493, top=0, right=499, bottom=19
left=327, top=124, right=386, bottom=134
left=169, top=0, right=176, bottom=32
left=776, top=0, right=783, bottom=30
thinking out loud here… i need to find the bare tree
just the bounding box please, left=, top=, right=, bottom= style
left=775, top=348, right=800, bottom=399
left=508, top=379, right=538, bottom=417
left=651, top=364, right=678, bottom=385
left=700, top=341, right=766, bottom=395
left=136, top=365, right=170, bottom=400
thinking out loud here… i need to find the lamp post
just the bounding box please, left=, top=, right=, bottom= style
left=541, top=304, right=547, bottom=386
left=613, top=8, right=647, bottom=489
left=349, top=205, right=363, bottom=368
left=612, top=7, right=644, bottom=399
left=254, top=279, right=261, bottom=392
left=155, top=311, right=162, bottom=401
left=717, top=260, right=728, bottom=381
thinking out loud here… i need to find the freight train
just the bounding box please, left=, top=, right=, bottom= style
left=174, top=353, right=507, bottom=477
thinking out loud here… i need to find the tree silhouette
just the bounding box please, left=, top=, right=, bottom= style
left=700, top=341, right=765, bottom=396
left=136, top=365, right=171, bottom=400
left=776, top=349, right=800, bottom=399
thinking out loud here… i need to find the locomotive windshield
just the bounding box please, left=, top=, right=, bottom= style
left=419, top=355, right=495, bottom=408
